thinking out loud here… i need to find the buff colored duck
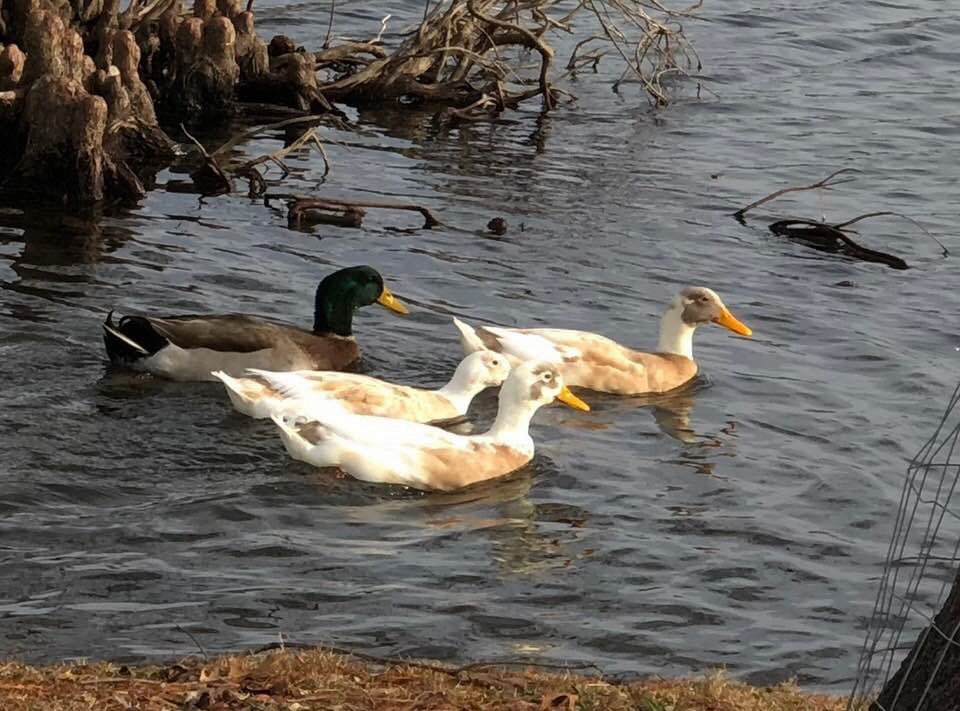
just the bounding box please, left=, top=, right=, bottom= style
left=270, top=361, right=590, bottom=491
left=453, top=287, right=752, bottom=395
left=102, top=266, right=408, bottom=381
left=211, top=350, right=511, bottom=422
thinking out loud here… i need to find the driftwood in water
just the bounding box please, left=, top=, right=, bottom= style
left=768, top=219, right=908, bottom=270
left=733, top=170, right=949, bottom=270
left=288, top=197, right=441, bottom=231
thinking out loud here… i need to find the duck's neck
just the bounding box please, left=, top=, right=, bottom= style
left=313, top=289, right=355, bottom=337
left=486, top=395, right=538, bottom=441
left=657, top=304, right=696, bottom=359
left=435, top=369, right=483, bottom=415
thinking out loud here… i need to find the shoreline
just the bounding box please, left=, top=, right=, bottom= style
left=1, top=646, right=857, bottom=710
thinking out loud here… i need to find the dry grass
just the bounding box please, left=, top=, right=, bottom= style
left=0, top=646, right=855, bottom=711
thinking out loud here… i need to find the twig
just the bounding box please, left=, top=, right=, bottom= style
left=374, top=14, right=393, bottom=44
left=833, top=211, right=949, bottom=257
left=323, top=0, right=335, bottom=48
left=180, top=124, right=210, bottom=158
left=180, top=124, right=232, bottom=195
left=211, top=116, right=328, bottom=159
left=176, top=624, right=209, bottom=662
left=733, top=168, right=861, bottom=222
left=238, top=127, right=330, bottom=178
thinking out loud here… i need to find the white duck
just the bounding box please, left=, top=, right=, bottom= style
left=212, top=350, right=510, bottom=422
left=453, top=287, right=752, bottom=395
left=270, top=361, right=590, bottom=491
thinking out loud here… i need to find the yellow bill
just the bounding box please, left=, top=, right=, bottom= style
left=712, top=307, right=752, bottom=337
left=377, top=286, right=409, bottom=315
left=556, top=386, right=590, bottom=412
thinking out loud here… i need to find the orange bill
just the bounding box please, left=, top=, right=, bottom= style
left=712, top=307, right=752, bottom=336
left=556, top=386, right=590, bottom=412
left=377, top=286, right=409, bottom=315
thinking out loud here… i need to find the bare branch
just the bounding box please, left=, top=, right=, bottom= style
left=733, top=169, right=862, bottom=222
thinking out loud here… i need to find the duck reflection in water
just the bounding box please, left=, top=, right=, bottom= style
left=306, top=459, right=591, bottom=579
left=560, top=379, right=701, bottom=444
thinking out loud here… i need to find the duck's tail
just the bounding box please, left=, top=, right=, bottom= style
left=102, top=312, right=166, bottom=364
left=212, top=370, right=258, bottom=415
left=271, top=412, right=299, bottom=439
left=245, top=368, right=315, bottom=401
left=271, top=413, right=334, bottom=465
left=452, top=317, right=487, bottom=355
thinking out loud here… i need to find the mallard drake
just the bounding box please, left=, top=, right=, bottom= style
left=211, top=350, right=511, bottom=422
left=102, top=266, right=408, bottom=381
left=270, top=361, right=590, bottom=491
left=453, top=287, right=752, bottom=395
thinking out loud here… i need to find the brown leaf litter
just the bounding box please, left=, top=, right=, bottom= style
left=0, top=646, right=859, bottom=711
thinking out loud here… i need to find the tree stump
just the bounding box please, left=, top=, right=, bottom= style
left=873, top=568, right=960, bottom=711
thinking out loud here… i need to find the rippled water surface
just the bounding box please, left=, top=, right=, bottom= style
left=2, top=0, right=958, bottom=690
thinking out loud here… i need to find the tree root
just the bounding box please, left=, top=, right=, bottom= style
left=0, top=0, right=700, bottom=205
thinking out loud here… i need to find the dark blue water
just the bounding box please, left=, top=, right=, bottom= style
left=1, top=0, right=957, bottom=690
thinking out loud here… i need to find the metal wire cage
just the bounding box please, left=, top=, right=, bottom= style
left=848, top=383, right=960, bottom=710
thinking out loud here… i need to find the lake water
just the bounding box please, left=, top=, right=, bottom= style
left=1, top=0, right=958, bottom=691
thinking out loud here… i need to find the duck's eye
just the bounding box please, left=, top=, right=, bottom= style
left=543, top=373, right=553, bottom=381
left=491, top=359, right=500, bottom=367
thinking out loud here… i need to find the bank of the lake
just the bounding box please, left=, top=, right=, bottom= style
left=0, top=647, right=853, bottom=710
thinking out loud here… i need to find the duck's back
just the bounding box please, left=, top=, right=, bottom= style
left=257, top=370, right=459, bottom=422
left=500, top=328, right=697, bottom=395
left=111, top=314, right=359, bottom=380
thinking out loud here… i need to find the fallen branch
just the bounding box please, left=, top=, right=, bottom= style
left=181, top=124, right=232, bottom=195
left=287, top=196, right=441, bottom=230
left=768, top=219, right=908, bottom=270
left=734, top=171, right=947, bottom=269
left=237, top=126, right=331, bottom=178
left=833, top=211, right=949, bottom=257
left=288, top=199, right=365, bottom=228
left=733, top=169, right=861, bottom=223
left=210, top=115, right=331, bottom=159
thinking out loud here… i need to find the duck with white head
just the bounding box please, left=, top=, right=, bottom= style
left=270, top=360, right=590, bottom=491
left=213, top=350, right=511, bottom=423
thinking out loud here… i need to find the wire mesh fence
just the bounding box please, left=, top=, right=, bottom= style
left=848, top=382, right=960, bottom=710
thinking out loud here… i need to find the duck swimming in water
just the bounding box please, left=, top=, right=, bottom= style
left=453, top=286, right=752, bottom=395
left=102, top=265, right=408, bottom=381
left=212, top=350, right=511, bottom=422
left=270, top=361, right=590, bottom=491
